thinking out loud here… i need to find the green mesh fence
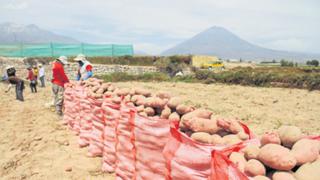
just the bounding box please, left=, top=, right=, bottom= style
left=0, top=43, right=134, bottom=57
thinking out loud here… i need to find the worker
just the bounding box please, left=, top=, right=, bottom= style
left=4, top=66, right=25, bottom=101
left=27, top=66, right=37, bottom=93
left=51, top=56, right=69, bottom=116
left=38, top=63, right=46, bottom=87
left=74, top=54, right=93, bottom=81
left=33, top=65, right=39, bottom=83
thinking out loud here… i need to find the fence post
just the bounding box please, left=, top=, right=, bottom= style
left=50, top=42, right=54, bottom=57
left=20, top=42, right=23, bottom=57
left=131, top=45, right=134, bottom=56
left=81, top=43, right=84, bottom=54
left=111, top=44, right=114, bottom=57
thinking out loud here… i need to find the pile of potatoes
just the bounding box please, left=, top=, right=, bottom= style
left=183, top=116, right=251, bottom=145
left=228, top=125, right=320, bottom=180
left=81, top=78, right=116, bottom=99
left=78, top=78, right=320, bottom=179
left=81, top=78, right=250, bottom=146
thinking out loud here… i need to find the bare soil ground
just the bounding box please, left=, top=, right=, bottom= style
left=0, top=81, right=319, bottom=179
left=0, top=84, right=114, bottom=180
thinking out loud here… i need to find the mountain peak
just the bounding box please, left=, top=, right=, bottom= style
left=162, top=26, right=318, bottom=61
left=0, top=22, right=79, bottom=44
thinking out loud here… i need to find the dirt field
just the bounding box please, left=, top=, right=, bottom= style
left=0, top=81, right=319, bottom=179
left=0, top=84, right=114, bottom=180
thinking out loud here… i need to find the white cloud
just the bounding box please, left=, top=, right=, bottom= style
left=0, top=0, right=319, bottom=54
left=3, top=1, right=28, bottom=10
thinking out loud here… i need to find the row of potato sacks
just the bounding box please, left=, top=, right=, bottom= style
left=62, top=78, right=320, bottom=180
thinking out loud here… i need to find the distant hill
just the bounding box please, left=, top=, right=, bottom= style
left=0, top=22, right=79, bottom=44
left=162, top=26, right=319, bottom=61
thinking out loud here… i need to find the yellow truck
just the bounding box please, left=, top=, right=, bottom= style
left=191, top=55, right=224, bottom=70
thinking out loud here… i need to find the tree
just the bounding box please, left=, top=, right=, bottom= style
left=280, top=59, right=294, bottom=67
left=307, top=60, right=319, bottom=67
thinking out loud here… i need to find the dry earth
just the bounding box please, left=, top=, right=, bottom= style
left=0, top=81, right=319, bottom=179
left=0, top=83, right=114, bottom=180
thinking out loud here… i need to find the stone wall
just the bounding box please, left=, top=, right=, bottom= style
left=0, top=57, right=160, bottom=81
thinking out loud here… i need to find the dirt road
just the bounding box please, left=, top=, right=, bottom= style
left=0, top=83, right=114, bottom=180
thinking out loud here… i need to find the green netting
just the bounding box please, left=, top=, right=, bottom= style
left=0, top=43, right=134, bottom=57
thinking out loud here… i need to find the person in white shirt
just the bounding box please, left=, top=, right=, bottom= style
left=38, top=64, right=46, bottom=87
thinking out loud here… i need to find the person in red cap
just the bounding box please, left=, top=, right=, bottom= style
left=51, top=56, right=69, bottom=116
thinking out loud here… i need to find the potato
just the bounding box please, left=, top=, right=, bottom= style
left=144, top=97, right=166, bottom=109
left=136, top=105, right=144, bottom=112
left=258, top=144, right=296, bottom=171
left=295, top=160, right=320, bottom=180
left=244, top=159, right=266, bottom=177
left=144, top=107, right=155, bottom=116
left=180, top=109, right=212, bottom=125
left=101, top=83, right=110, bottom=91
left=237, top=131, right=249, bottom=141
left=156, top=91, right=171, bottom=99
left=278, top=125, right=303, bottom=148
left=182, top=117, right=220, bottom=134
left=124, top=95, right=131, bottom=102
left=253, top=176, right=270, bottom=180
left=229, top=152, right=247, bottom=172
left=135, top=88, right=151, bottom=97
left=223, top=134, right=242, bottom=145
left=243, top=144, right=260, bottom=160
left=115, top=88, right=130, bottom=96
left=96, top=87, right=104, bottom=94
left=129, top=88, right=135, bottom=95
left=126, top=102, right=134, bottom=107
left=93, top=93, right=103, bottom=99
left=217, top=119, right=243, bottom=134
left=112, top=96, right=121, bottom=104
left=168, top=112, right=180, bottom=122
left=291, top=139, right=319, bottom=165
left=160, top=106, right=171, bottom=119
left=104, top=91, right=113, bottom=96
left=108, top=85, right=116, bottom=92
left=91, top=86, right=100, bottom=92
left=139, top=111, right=148, bottom=117
left=190, top=132, right=212, bottom=144
left=210, top=134, right=225, bottom=145
left=135, top=96, right=146, bottom=106
left=176, top=104, right=194, bottom=115
left=260, top=132, right=281, bottom=146
left=272, top=171, right=295, bottom=180
left=167, top=97, right=182, bottom=109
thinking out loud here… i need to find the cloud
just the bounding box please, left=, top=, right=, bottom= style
left=3, top=1, right=28, bottom=10
left=0, top=0, right=319, bottom=54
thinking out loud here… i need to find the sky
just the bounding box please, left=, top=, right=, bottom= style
left=0, top=0, right=319, bottom=55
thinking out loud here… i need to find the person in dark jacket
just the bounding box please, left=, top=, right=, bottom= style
left=27, top=66, right=37, bottom=93
left=4, top=66, right=25, bottom=101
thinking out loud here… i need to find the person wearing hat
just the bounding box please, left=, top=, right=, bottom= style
left=74, top=54, right=93, bottom=81
left=4, top=65, right=25, bottom=101
left=38, top=63, right=46, bottom=87
left=52, top=56, right=69, bottom=116
left=33, top=64, right=39, bottom=84
left=26, top=66, right=37, bottom=93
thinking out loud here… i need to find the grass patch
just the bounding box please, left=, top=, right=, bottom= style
left=97, top=66, right=320, bottom=91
